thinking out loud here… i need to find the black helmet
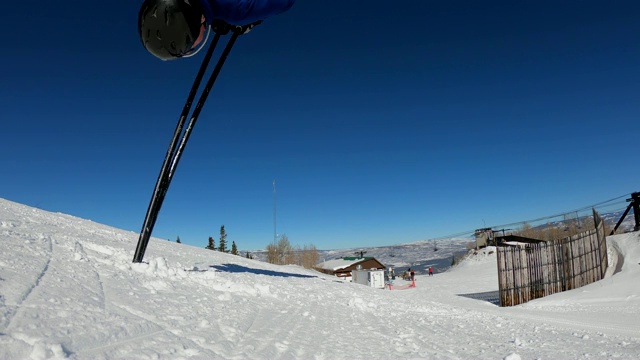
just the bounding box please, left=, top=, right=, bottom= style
left=138, top=0, right=205, bottom=60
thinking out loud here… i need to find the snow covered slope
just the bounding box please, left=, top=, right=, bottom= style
left=1, top=198, right=639, bottom=359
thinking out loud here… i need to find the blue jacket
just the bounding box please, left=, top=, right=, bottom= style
left=198, top=0, right=295, bottom=26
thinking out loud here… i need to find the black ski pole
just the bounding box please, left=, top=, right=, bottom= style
left=167, top=31, right=240, bottom=181
left=133, top=30, right=241, bottom=263
left=132, top=33, right=221, bottom=263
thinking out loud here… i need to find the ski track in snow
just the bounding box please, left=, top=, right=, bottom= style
left=2, top=232, right=53, bottom=333
left=70, top=243, right=198, bottom=358
left=481, top=300, right=640, bottom=338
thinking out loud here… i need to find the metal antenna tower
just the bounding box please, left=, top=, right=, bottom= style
left=273, top=179, right=277, bottom=243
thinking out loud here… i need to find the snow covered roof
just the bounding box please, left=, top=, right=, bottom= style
left=501, top=241, right=529, bottom=248
left=315, top=257, right=373, bottom=271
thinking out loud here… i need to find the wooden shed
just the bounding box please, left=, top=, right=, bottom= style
left=495, top=235, right=547, bottom=247
left=314, top=257, right=386, bottom=279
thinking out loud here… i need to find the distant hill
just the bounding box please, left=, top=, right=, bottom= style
left=247, top=210, right=637, bottom=275
left=532, top=210, right=636, bottom=233
left=248, top=238, right=472, bottom=275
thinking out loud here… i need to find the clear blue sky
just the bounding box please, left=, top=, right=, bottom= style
left=1, top=1, right=639, bottom=251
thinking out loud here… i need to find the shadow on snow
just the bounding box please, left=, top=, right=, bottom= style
left=210, top=264, right=317, bottom=279
left=458, top=290, right=501, bottom=306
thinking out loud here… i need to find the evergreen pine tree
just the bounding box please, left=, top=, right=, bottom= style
left=176, top=236, right=181, bottom=244
left=206, top=236, right=216, bottom=250
left=218, top=225, right=228, bottom=253
left=231, top=241, right=238, bottom=255
left=245, top=251, right=253, bottom=259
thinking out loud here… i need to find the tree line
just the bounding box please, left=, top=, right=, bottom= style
left=205, top=225, right=245, bottom=257
left=266, top=235, right=319, bottom=269
left=173, top=227, right=319, bottom=267
left=173, top=225, right=250, bottom=257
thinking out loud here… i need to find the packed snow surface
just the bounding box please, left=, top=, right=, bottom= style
left=1, top=198, right=639, bottom=359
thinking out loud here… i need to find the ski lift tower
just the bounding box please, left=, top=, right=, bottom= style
left=474, top=228, right=494, bottom=249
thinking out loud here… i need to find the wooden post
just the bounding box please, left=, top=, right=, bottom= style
left=632, top=192, right=640, bottom=232
left=498, top=248, right=503, bottom=306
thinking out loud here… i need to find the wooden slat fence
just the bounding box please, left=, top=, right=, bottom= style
left=496, top=209, right=608, bottom=307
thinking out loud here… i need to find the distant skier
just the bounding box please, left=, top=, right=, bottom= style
left=410, top=268, right=415, bottom=281
left=429, top=267, right=433, bottom=276
left=138, top=0, right=295, bottom=60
